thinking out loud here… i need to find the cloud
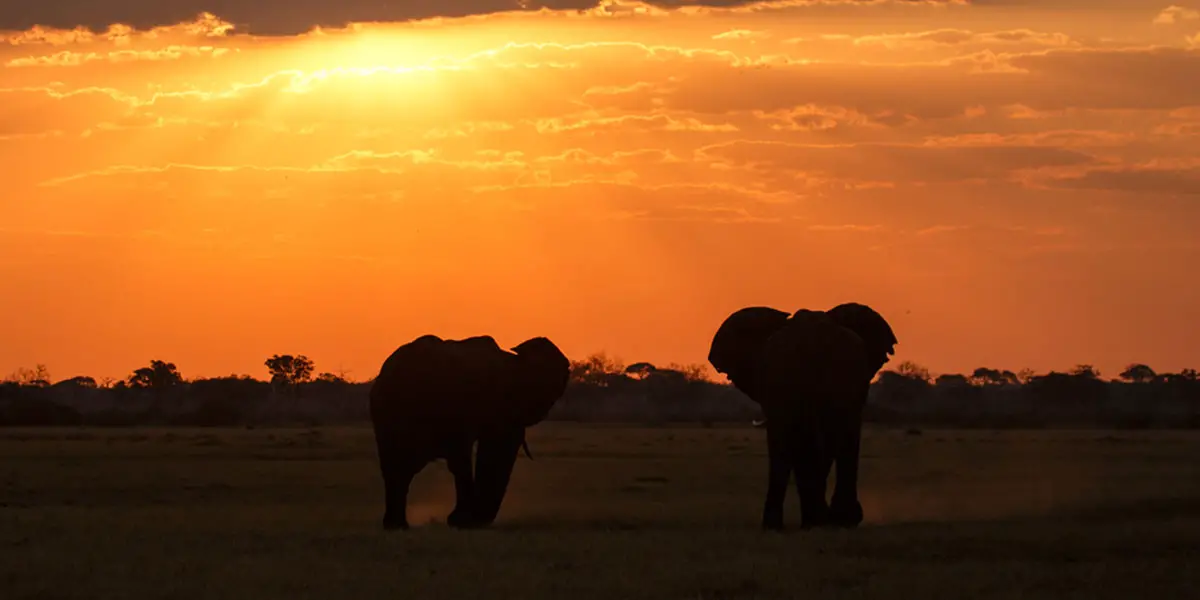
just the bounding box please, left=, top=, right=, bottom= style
left=607, top=46, right=1200, bottom=118
left=10, top=25, right=1199, bottom=148
left=4, top=12, right=235, bottom=45
left=696, top=140, right=1097, bottom=184
left=33, top=143, right=790, bottom=208
left=9, top=28, right=1198, bottom=197
left=712, top=29, right=770, bottom=40
left=850, top=28, right=1076, bottom=48
left=0, top=85, right=139, bottom=136
left=6, top=46, right=234, bottom=68
left=806, top=223, right=886, bottom=232
left=1153, top=5, right=1200, bottom=24
left=0, top=1, right=968, bottom=37
left=1044, top=164, right=1200, bottom=195
left=919, top=130, right=1137, bottom=148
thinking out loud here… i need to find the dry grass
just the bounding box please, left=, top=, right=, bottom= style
left=2, top=424, right=1199, bottom=599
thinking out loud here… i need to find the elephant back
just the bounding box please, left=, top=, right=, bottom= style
left=369, top=335, right=515, bottom=425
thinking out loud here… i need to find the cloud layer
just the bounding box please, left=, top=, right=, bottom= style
left=3, top=1, right=970, bottom=35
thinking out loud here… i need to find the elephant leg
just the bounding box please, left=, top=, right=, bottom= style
left=792, top=422, right=831, bottom=530
left=445, top=440, right=478, bottom=529
left=761, top=425, right=790, bottom=531
left=379, top=452, right=421, bottom=531
left=374, top=430, right=420, bottom=531
left=815, top=452, right=835, bottom=512
left=829, top=415, right=864, bottom=528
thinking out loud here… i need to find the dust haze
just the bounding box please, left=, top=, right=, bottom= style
left=859, top=435, right=1106, bottom=525
left=392, top=429, right=1189, bottom=531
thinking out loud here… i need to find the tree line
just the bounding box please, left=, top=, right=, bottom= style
left=1, top=354, right=1198, bottom=429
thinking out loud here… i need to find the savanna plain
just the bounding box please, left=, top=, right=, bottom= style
left=2, top=424, right=1199, bottom=599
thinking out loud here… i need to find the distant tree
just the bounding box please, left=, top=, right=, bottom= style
left=314, top=372, right=347, bottom=384
left=969, top=367, right=1019, bottom=387
left=4, top=364, right=51, bottom=387
left=127, top=360, right=183, bottom=390
left=55, top=376, right=98, bottom=389
left=265, top=354, right=314, bottom=387
left=1119, top=363, right=1157, bottom=384
left=624, top=362, right=657, bottom=381
left=1016, top=368, right=1039, bottom=385
left=1070, top=364, right=1101, bottom=379
left=935, top=373, right=971, bottom=387
left=665, top=362, right=710, bottom=383
left=188, top=375, right=272, bottom=425
left=874, top=369, right=933, bottom=407
left=569, top=352, right=625, bottom=387
left=895, top=361, right=932, bottom=383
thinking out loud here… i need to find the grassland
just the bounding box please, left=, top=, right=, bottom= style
left=2, top=424, right=1199, bottom=599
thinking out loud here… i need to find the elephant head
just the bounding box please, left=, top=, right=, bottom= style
left=472, top=336, right=571, bottom=525
left=707, top=306, right=791, bottom=402
left=825, top=302, right=898, bottom=378
left=708, top=303, right=897, bottom=406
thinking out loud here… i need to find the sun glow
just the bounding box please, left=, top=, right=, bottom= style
left=300, top=29, right=441, bottom=70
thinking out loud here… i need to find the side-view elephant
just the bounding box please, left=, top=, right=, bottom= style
left=368, top=334, right=571, bottom=531
left=707, top=303, right=897, bottom=531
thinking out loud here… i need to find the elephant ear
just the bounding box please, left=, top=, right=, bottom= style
left=708, top=307, right=791, bottom=399
left=509, top=336, right=571, bottom=427
left=826, top=302, right=897, bottom=375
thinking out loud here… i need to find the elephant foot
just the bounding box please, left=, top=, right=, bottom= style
left=761, top=508, right=785, bottom=532
left=829, top=499, right=864, bottom=529
left=446, top=508, right=476, bottom=529
left=798, top=516, right=831, bottom=530
left=798, top=501, right=832, bottom=530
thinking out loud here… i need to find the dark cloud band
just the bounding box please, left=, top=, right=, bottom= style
left=1, top=1, right=584, bottom=36
left=0, top=1, right=958, bottom=36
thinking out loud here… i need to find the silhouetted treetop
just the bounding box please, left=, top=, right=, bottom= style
left=3, top=355, right=1199, bottom=428
left=894, top=361, right=932, bottom=383
left=624, top=362, right=657, bottom=380
left=315, top=372, right=348, bottom=384
left=4, top=365, right=51, bottom=387
left=1119, top=363, right=1157, bottom=384
left=265, top=355, right=314, bottom=387
left=128, top=360, right=183, bottom=390
left=970, top=367, right=1019, bottom=387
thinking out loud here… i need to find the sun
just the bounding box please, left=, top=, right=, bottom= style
left=289, top=23, right=471, bottom=71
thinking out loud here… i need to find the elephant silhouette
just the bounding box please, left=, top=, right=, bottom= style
left=708, top=303, right=897, bottom=530
left=368, top=334, right=570, bottom=530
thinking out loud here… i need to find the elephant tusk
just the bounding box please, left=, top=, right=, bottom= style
left=521, top=439, right=534, bottom=461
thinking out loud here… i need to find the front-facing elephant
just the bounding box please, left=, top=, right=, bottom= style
left=368, top=334, right=570, bottom=531
left=708, top=303, right=897, bottom=531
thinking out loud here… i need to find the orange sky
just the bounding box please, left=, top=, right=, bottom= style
left=2, top=0, right=1199, bottom=383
